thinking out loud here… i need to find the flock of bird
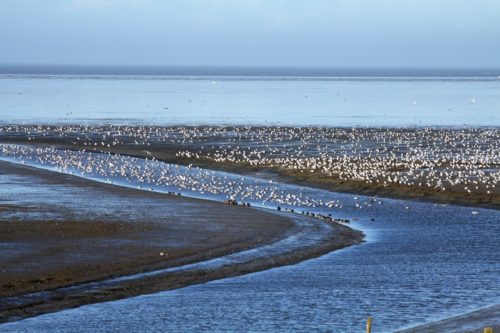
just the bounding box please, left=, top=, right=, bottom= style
left=173, top=127, right=499, bottom=194
left=0, top=125, right=498, bottom=196
left=0, top=144, right=372, bottom=220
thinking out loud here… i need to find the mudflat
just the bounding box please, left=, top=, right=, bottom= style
left=0, top=160, right=362, bottom=322
left=0, top=161, right=291, bottom=312
left=2, top=125, right=497, bottom=210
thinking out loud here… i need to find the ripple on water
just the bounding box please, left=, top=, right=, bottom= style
left=0, top=148, right=498, bottom=332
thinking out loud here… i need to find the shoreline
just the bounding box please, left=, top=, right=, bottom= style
left=0, top=160, right=363, bottom=323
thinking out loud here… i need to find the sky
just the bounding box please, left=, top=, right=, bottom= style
left=1, top=0, right=500, bottom=68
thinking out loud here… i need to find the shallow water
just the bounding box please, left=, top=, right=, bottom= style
left=0, top=149, right=499, bottom=332
left=1, top=75, right=499, bottom=126
left=0, top=144, right=385, bottom=215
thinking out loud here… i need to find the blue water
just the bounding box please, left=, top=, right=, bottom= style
left=1, top=75, right=499, bottom=126
left=0, top=74, right=499, bottom=332
left=0, top=151, right=499, bottom=332
left=1, top=198, right=498, bottom=332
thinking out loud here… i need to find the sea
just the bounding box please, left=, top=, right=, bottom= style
left=0, top=66, right=499, bottom=332
left=1, top=66, right=499, bottom=127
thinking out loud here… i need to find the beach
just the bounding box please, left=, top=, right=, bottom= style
left=0, top=160, right=362, bottom=323
left=1, top=0, right=499, bottom=328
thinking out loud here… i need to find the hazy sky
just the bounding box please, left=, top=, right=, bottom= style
left=1, top=0, right=499, bottom=68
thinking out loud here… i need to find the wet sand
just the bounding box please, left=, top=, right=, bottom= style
left=396, top=304, right=500, bottom=333
left=0, top=160, right=362, bottom=322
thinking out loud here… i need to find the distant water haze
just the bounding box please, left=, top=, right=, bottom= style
left=1, top=65, right=500, bottom=77
left=0, top=72, right=499, bottom=127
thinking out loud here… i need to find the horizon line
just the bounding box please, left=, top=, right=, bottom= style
left=1, top=64, right=500, bottom=78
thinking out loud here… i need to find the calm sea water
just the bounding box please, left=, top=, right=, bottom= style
left=1, top=74, right=499, bottom=126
